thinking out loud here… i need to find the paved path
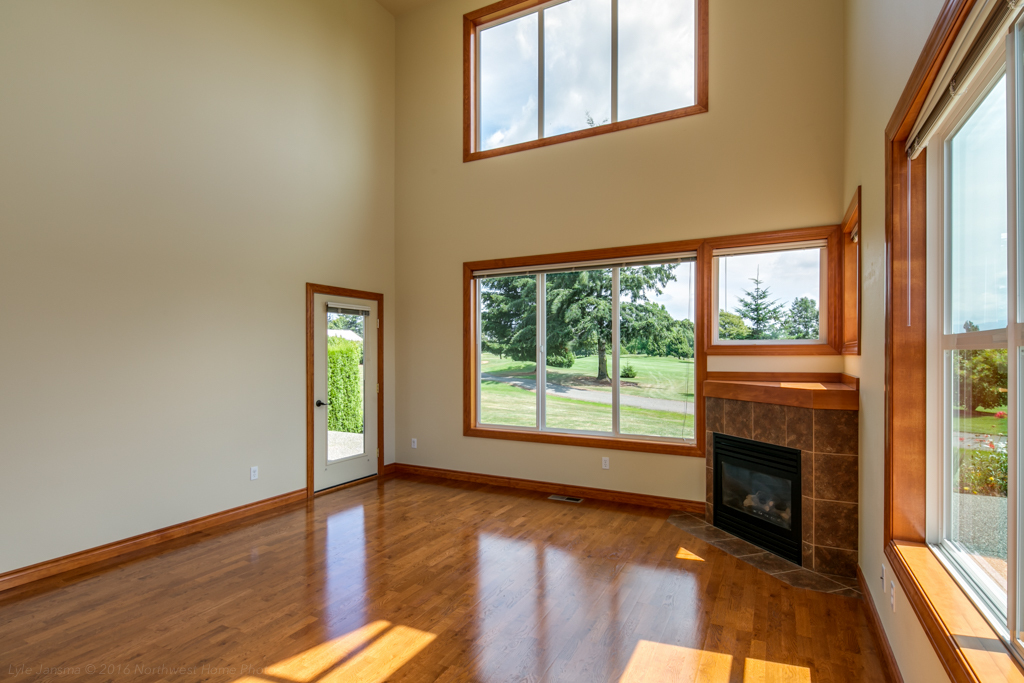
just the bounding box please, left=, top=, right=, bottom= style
left=482, top=373, right=694, bottom=415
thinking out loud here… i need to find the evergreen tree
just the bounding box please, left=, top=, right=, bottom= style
left=784, top=297, right=819, bottom=339
left=718, top=311, right=750, bottom=340
left=733, top=271, right=784, bottom=339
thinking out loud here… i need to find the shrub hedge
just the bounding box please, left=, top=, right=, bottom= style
left=957, top=445, right=1008, bottom=497
left=328, top=338, right=363, bottom=434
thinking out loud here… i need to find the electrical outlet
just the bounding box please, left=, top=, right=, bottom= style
left=881, top=564, right=885, bottom=583
left=250, top=466, right=258, bottom=481
left=890, top=581, right=896, bottom=612
left=602, top=457, right=609, bottom=470
left=411, top=438, right=417, bottom=449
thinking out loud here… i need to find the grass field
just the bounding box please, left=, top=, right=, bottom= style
left=480, top=352, right=695, bottom=401
left=479, top=380, right=695, bottom=439
left=957, top=407, right=1008, bottom=436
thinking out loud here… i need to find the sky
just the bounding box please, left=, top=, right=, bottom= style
left=479, top=0, right=695, bottom=150
left=717, top=249, right=821, bottom=316
left=949, top=74, right=1007, bottom=333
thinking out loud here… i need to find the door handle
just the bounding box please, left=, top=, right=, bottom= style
left=315, top=400, right=330, bottom=407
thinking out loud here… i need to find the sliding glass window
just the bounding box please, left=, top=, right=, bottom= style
left=475, top=254, right=696, bottom=442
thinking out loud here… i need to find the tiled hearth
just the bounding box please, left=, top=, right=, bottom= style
left=705, top=396, right=859, bottom=578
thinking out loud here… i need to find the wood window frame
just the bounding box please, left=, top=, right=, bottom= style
left=701, top=225, right=845, bottom=356
left=841, top=187, right=861, bottom=355
left=464, top=224, right=852, bottom=457
left=884, top=1, right=1024, bottom=680
left=462, top=0, right=709, bottom=163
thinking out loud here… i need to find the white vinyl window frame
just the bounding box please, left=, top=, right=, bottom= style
left=710, top=241, right=829, bottom=346
left=474, top=252, right=697, bottom=443
left=922, top=23, right=1024, bottom=656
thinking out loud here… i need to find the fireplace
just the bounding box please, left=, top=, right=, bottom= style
left=713, top=433, right=802, bottom=564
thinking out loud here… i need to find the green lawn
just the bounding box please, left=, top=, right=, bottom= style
left=479, top=380, right=694, bottom=439
left=956, top=406, right=1008, bottom=436
left=480, top=352, right=695, bottom=402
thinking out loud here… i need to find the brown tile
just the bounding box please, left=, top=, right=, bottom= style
left=721, top=399, right=752, bottom=439
left=686, top=524, right=733, bottom=543
left=802, top=541, right=814, bottom=568
left=774, top=568, right=844, bottom=591
left=705, top=431, right=714, bottom=468
left=801, top=451, right=813, bottom=497
left=705, top=397, right=724, bottom=434
left=828, top=574, right=861, bottom=590
left=802, top=496, right=814, bottom=544
left=814, top=454, right=858, bottom=503
left=706, top=466, right=713, bottom=504
left=752, top=402, right=786, bottom=446
left=814, top=501, right=858, bottom=550
left=829, top=587, right=863, bottom=599
left=813, top=410, right=859, bottom=455
left=814, top=546, right=858, bottom=578
left=710, top=536, right=764, bottom=557
left=705, top=502, right=714, bottom=524
left=786, top=406, right=813, bottom=451
left=741, top=552, right=802, bottom=575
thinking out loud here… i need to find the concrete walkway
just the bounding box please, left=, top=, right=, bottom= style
left=482, top=373, right=694, bottom=415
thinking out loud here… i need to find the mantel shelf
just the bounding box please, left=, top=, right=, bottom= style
left=703, top=372, right=859, bottom=411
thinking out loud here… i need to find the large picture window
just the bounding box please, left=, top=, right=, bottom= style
left=474, top=253, right=697, bottom=447
left=464, top=0, right=708, bottom=161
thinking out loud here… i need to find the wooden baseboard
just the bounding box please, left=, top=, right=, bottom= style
left=858, top=565, right=903, bottom=683
left=393, top=463, right=705, bottom=514
left=0, top=489, right=305, bottom=595
left=379, top=463, right=397, bottom=477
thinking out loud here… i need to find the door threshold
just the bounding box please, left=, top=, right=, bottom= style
left=313, top=473, right=379, bottom=497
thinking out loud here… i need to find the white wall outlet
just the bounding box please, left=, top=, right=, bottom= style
left=881, top=564, right=885, bottom=583
left=602, top=457, right=609, bottom=470
left=250, top=466, right=258, bottom=480
left=411, top=438, right=417, bottom=449
left=890, top=581, right=896, bottom=612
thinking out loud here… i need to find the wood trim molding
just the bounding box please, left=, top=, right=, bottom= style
left=462, top=0, right=708, bottom=162
left=885, top=542, right=1024, bottom=682
left=857, top=565, right=904, bottom=683
left=842, top=187, right=862, bottom=356
left=702, top=225, right=844, bottom=356
left=703, top=377, right=858, bottom=411
left=306, top=283, right=386, bottom=499
left=393, top=463, right=705, bottom=514
left=0, top=489, right=305, bottom=595
left=465, top=426, right=704, bottom=457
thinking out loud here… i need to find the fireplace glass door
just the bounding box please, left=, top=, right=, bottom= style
left=720, top=461, right=794, bottom=531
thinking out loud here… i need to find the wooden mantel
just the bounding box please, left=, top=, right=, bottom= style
left=703, top=372, right=859, bottom=411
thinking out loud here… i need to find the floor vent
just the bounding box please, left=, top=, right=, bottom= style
left=548, top=494, right=583, bottom=503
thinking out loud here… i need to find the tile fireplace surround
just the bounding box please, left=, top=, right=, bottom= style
left=704, top=384, right=859, bottom=579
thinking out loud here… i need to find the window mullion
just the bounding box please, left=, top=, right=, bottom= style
left=537, top=274, right=546, bottom=431
left=611, top=0, right=618, bottom=123
left=1007, top=23, right=1021, bottom=647
left=612, top=268, right=620, bottom=436
left=538, top=10, right=545, bottom=140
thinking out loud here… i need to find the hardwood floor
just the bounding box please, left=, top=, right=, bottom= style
left=0, top=475, right=889, bottom=682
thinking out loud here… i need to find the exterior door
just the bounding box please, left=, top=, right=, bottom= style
left=313, top=292, right=377, bottom=491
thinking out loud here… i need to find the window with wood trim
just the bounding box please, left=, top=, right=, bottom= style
left=463, top=0, right=708, bottom=161
left=702, top=226, right=844, bottom=356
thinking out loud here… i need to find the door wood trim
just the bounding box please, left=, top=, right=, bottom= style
left=306, top=283, right=385, bottom=499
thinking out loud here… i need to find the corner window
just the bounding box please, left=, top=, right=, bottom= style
left=473, top=253, right=697, bottom=450
left=712, top=242, right=828, bottom=345
left=464, top=0, right=708, bottom=160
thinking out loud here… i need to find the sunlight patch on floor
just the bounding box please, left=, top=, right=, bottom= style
left=232, top=620, right=435, bottom=683
left=676, top=546, right=704, bottom=561
left=619, top=640, right=732, bottom=682
left=743, top=657, right=812, bottom=682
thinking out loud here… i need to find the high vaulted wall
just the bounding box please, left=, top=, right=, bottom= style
left=394, top=0, right=846, bottom=502
left=843, top=0, right=950, bottom=680
left=0, top=0, right=396, bottom=574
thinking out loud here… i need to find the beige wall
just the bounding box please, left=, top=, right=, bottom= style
left=0, top=0, right=395, bottom=574
left=394, top=0, right=846, bottom=500
left=842, top=0, right=950, bottom=680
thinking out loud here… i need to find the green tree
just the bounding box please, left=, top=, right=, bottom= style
left=665, top=319, right=695, bottom=359
left=784, top=297, right=819, bottom=339
left=327, top=338, right=363, bottom=433
left=718, top=311, right=750, bottom=339
left=955, top=321, right=1008, bottom=411
left=480, top=275, right=537, bottom=362
left=328, top=313, right=364, bottom=336
left=734, top=272, right=784, bottom=339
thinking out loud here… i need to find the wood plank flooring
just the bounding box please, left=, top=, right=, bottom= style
left=0, top=475, right=889, bottom=682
